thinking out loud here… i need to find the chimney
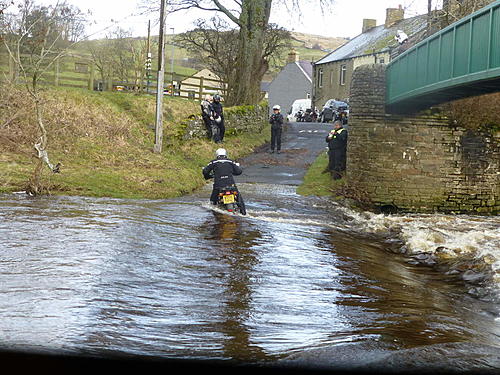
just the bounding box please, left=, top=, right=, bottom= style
left=287, top=49, right=299, bottom=63
left=362, top=19, right=377, bottom=33
left=385, top=5, right=404, bottom=28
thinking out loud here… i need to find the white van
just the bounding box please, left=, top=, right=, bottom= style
left=287, top=99, right=311, bottom=122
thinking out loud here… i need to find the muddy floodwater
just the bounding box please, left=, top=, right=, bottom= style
left=0, top=122, right=499, bottom=372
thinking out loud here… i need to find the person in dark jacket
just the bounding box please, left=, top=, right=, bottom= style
left=202, top=148, right=246, bottom=214
left=200, top=94, right=214, bottom=140
left=211, top=94, right=225, bottom=143
left=269, top=104, right=284, bottom=154
left=325, top=120, right=348, bottom=179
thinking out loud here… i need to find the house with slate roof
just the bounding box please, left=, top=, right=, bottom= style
left=312, top=6, right=428, bottom=109
left=267, top=50, right=313, bottom=115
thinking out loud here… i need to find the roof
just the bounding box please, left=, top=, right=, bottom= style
left=296, top=60, right=313, bottom=80
left=181, top=68, right=225, bottom=89
left=315, top=14, right=428, bottom=65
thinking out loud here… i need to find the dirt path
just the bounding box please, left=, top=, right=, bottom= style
left=238, top=121, right=331, bottom=185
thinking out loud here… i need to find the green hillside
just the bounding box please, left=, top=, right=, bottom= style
left=73, top=32, right=347, bottom=80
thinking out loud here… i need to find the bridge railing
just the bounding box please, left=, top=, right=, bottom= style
left=386, top=1, right=500, bottom=109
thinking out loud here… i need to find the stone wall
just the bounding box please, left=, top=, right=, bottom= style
left=182, top=103, right=269, bottom=140
left=347, top=64, right=499, bottom=214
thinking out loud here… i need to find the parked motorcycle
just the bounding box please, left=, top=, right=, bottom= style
left=311, top=109, right=319, bottom=122
left=335, top=110, right=349, bottom=125
left=216, top=186, right=246, bottom=215
left=303, top=108, right=313, bottom=122
left=295, top=109, right=304, bottom=122
left=210, top=115, right=222, bottom=142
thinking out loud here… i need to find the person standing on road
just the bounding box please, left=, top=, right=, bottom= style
left=201, top=94, right=214, bottom=140
left=325, top=120, right=348, bottom=179
left=269, top=104, right=284, bottom=154
left=212, top=94, right=225, bottom=143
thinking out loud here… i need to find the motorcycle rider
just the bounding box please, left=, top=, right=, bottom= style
left=269, top=104, right=284, bottom=154
left=201, top=94, right=214, bottom=140
left=211, top=94, right=225, bottom=143
left=202, top=148, right=246, bottom=215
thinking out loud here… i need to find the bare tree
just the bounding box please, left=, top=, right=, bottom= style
left=0, top=1, right=13, bottom=14
left=87, top=37, right=114, bottom=87
left=142, top=0, right=333, bottom=105
left=1, top=0, right=87, bottom=195
left=88, top=27, right=148, bottom=91
left=434, top=0, right=494, bottom=28
left=175, top=15, right=290, bottom=105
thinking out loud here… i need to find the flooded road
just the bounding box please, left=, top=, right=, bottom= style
left=0, top=122, right=499, bottom=372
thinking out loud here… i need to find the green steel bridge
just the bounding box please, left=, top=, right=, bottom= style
left=386, top=1, right=500, bottom=114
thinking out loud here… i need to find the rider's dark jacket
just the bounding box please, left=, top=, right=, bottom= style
left=326, top=127, right=347, bottom=150
left=211, top=101, right=224, bottom=121
left=269, top=113, right=284, bottom=129
left=203, top=156, right=242, bottom=188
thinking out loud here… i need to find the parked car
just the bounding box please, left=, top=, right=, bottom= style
left=319, top=99, right=349, bottom=123
left=287, top=98, right=311, bottom=122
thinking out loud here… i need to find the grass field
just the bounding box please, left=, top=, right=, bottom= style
left=0, top=86, right=270, bottom=199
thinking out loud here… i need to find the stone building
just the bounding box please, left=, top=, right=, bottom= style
left=312, top=6, right=428, bottom=109
left=267, top=50, right=313, bottom=115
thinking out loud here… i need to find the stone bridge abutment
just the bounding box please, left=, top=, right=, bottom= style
left=346, top=64, right=499, bottom=214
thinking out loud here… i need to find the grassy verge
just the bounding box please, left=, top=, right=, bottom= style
left=0, top=86, right=270, bottom=199
left=296, top=151, right=345, bottom=197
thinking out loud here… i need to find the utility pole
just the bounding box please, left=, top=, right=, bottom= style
left=145, top=20, right=152, bottom=94
left=154, top=0, right=166, bottom=153
left=170, top=27, right=175, bottom=96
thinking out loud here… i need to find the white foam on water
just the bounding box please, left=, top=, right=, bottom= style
left=334, top=205, right=500, bottom=288
left=203, top=195, right=500, bottom=292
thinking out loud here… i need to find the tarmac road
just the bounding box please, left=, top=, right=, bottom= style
left=238, top=121, right=331, bottom=185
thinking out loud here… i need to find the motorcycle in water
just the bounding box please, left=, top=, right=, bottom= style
left=216, top=186, right=246, bottom=215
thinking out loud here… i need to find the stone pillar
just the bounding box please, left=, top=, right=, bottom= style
left=349, top=63, right=386, bottom=118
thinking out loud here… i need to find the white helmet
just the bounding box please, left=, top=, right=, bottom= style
left=216, top=148, right=227, bottom=157
left=273, top=105, right=280, bottom=110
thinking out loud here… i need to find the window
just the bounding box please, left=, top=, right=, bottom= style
left=340, top=64, right=346, bottom=86
left=379, top=58, right=385, bottom=64
left=306, top=92, right=311, bottom=99
left=318, top=68, right=323, bottom=88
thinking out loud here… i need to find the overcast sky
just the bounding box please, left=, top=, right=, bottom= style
left=39, top=0, right=439, bottom=39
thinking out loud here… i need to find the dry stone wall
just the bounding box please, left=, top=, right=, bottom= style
left=182, top=103, right=268, bottom=140
left=347, top=64, right=499, bottom=214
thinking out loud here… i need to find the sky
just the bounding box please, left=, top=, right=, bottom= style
left=38, top=0, right=438, bottom=40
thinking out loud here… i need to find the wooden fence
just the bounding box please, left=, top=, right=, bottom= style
left=0, top=53, right=226, bottom=100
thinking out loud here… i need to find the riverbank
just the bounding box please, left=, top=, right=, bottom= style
left=296, top=151, right=340, bottom=197
left=0, top=86, right=270, bottom=199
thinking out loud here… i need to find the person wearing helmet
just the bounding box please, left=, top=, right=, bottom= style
left=201, top=94, right=214, bottom=140
left=269, top=104, right=284, bottom=154
left=212, top=94, right=225, bottom=143
left=202, top=148, right=246, bottom=214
